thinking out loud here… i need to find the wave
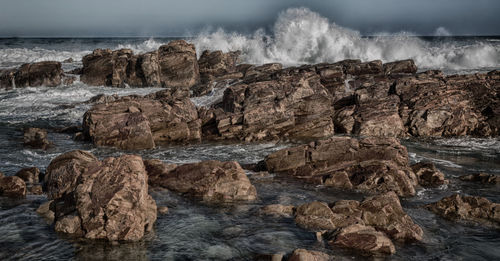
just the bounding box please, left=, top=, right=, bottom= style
left=0, top=47, right=89, bottom=68
left=192, top=7, right=500, bottom=71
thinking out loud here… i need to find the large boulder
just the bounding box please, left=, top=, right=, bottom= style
left=158, top=40, right=200, bottom=89
left=264, top=136, right=418, bottom=196
left=425, top=194, right=500, bottom=228
left=329, top=224, right=396, bottom=256
left=0, top=176, right=26, bottom=198
left=81, top=49, right=114, bottom=86
left=147, top=160, right=257, bottom=202
left=198, top=50, right=241, bottom=80
left=14, top=61, right=64, bottom=87
left=23, top=127, right=52, bottom=150
left=45, top=152, right=157, bottom=241
left=83, top=89, right=200, bottom=150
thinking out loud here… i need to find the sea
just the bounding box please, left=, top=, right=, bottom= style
left=0, top=7, right=499, bottom=261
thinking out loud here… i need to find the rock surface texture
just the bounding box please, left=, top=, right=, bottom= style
left=43, top=151, right=157, bottom=241
left=23, top=127, right=52, bottom=150
left=0, top=61, right=67, bottom=89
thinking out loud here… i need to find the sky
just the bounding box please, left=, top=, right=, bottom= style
left=0, top=0, right=499, bottom=37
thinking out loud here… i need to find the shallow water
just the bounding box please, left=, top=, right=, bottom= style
left=0, top=82, right=499, bottom=260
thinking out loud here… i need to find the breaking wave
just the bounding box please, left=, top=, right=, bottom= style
left=193, top=7, right=500, bottom=71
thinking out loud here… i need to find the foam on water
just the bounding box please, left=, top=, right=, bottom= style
left=0, top=47, right=89, bottom=68
left=193, top=8, right=500, bottom=71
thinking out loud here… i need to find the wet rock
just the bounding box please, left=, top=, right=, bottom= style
left=383, top=59, right=418, bottom=75
left=329, top=224, right=396, bottom=256
left=411, top=162, right=449, bottom=187
left=143, top=159, right=177, bottom=186
left=158, top=40, right=199, bottom=89
left=265, top=136, right=418, bottom=196
left=240, top=63, right=283, bottom=83
left=0, top=176, right=26, bottom=198
left=0, top=68, right=16, bottom=90
left=23, top=127, right=52, bottom=150
left=158, top=206, right=169, bottom=215
left=198, top=50, right=241, bottom=80
left=288, top=249, right=332, bottom=261
left=36, top=200, right=55, bottom=224
left=14, top=61, right=64, bottom=87
left=254, top=253, right=284, bottom=261
left=15, top=167, right=40, bottom=184
left=80, top=49, right=114, bottom=86
left=459, top=173, right=500, bottom=184
left=259, top=204, right=295, bottom=218
left=55, top=215, right=83, bottom=236
left=83, top=89, right=200, bottom=149
left=295, top=201, right=338, bottom=231
left=150, top=160, right=257, bottom=202
left=344, top=60, right=383, bottom=76
left=425, top=194, right=500, bottom=228
left=28, top=185, right=43, bottom=195
left=45, top=150, right=99, bottom=199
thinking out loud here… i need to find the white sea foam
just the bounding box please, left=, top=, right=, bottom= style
left=116, top=38, right=167, bottom=54
left=192, top=7, right=500, bottom=71
left=0, top=47, right=89, bottom=68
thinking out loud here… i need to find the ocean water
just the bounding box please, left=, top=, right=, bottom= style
left=1, top=7, right=500, bottom=261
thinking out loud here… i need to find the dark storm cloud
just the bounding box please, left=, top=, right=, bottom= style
left=0, top=0, right=499, bottom=37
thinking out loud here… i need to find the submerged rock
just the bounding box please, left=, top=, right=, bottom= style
left=459, top=173, right=500, bottom=184
left=259, top=204, right=295, bottom=218
left=0, top=176, right=26, bottom=198
left=15, top=167, right=40, bottom=184
left=288, top=249, right=332, bottom=261
left=264, top=136, right=418, bottom=196
left=146, top=160, right=257, bottom=202
left=44, top=151, right=157, bottom=241
left=23, top=127, right=52, bottom=150
left=329, top=224, right=396, bottom=256
left=411, top=162, right=449, bottom=187
left=425, top=194, right=500, bottom=228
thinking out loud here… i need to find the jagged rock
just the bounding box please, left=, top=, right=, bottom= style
left=383, top=59, right=418, bottom=75
left=28, top=185, right=43, bottom=195
left=158, top=40, right=199, bottom=89
left=0, top=176, right=26, bottom=198
left=259, top=204, right=295, bottom=218
left=288, top=249, right=332, bottom=261
left=143, top=159, right=177, bottom=186
left=459, top=173, right=500, bottom=184
left=15, top=167, right=40, bottom=184
left=198, top=50, right=240, bottom=81
left=265, top=136, right=418, bottom=196
left=240, top=63, right=283, bottom=83
left=344, top=60, right=383, bottom=76
left=330, top=224, right=396, bottom=256
left=37, top=200, right=55, bottom=223
left=14, top=61, right=63, bottom=87
left=44, top=150, right=99, bottom=199
left=83, top=89, right=200, bottom=149
left=80, top=49, right=114, bottom=86
left=23, top=127, right=52, bottom=149
left=0, top=68, right=16, bottom=90
left=411, top=162, right=449, bottom=187
left=426, top=194, right=500, bottom=228
left=148, top=160, right=257, bottom=202
left=295, top=201, right=339, bottom=231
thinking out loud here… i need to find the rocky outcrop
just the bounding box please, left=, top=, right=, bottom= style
left=146, top=160, right=256, bottom=202
left=411, top=162, right=449, bottom=187
left=82, top=89, right=200, bottom=149
left=23, top=127, right=52, bottom=150
left=201, top=70, right=334, bottom=141
left=426, top=194, right=500, bottom=228
left=81, top=40, right=199, bottom=89
left=329, top=224, right=395, bottom=256
left=198, top=50, right=241, bottom=81
left=44, top=151, right=157, bottom=241
left=288, top=249, right=332, bottom=261
left=264, top=136, right=418, bottom=196
left=0, top=61, right=71, bottom=89
left=459, top=173, right=500, bottom=184
left=0, top=175, right=26, bottom=198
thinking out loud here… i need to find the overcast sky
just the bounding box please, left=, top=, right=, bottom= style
left=0, top=0, right=498, bottom=37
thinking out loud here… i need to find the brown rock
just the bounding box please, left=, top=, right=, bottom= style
left=23, top=127, right=52, bottom=150
left=0, top=176, right=27, bottom=198
left=383, top=59, right=418, bottom=75
left=426, top=194, right=500, bottom=228
left=198, top=50, right=240, bottom=80
left=158, top=206, right=169, bottom=215
left=14, top=61, right=63, bottom=87
left=330, top=224, right=396, bottom=256
left=28, top=185, right=43, bottom=195
left=36, top=200, right=55, bottom=224
left=15, top=167, right=40, bottom=184
left=411, top=162, right=449, bottom=187
left=143, top=159, right=177, bottom=186
left=459, top=173, right=500, bottom=184
left=259, top=204, right=295, bottom=218
left=151, top=160, right=257, bottom=202
left=55, top=215, right=83, bottom=236
left=265, top=136, right=418, bottom=196
left=80, top=49, right=113, bottom=86
left=288, top=249, right=332, bottom=261
left=295, top=202, right=338, bottom=231
left=44, top=150, right=99, bottom=199
left=0, top=68, right=16, bottom=90
left=158, top=40, right=200, bottom=89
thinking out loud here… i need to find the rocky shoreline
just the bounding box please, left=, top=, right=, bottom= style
left=0, top=39, right=499, bottom=259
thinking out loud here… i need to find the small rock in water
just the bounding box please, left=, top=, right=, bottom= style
left=288, top=248, right=332, bottom=261
left=411, top=162, right=449, bottom=187
left=0, top=176, right=27, bottom=198
left=158, top=206, right=169, bottom=215
left=36, top=200, right=55, bottom=224
left=23, top=128, right=52, bottom=150
left=259, top=204, right=295, bottom=218
left=459, top=173, right=500, bottom=184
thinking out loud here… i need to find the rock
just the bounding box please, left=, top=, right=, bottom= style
left=459, top=173, right=500, bottom=184
left=259, top=204, right=295, bottom=218
left=158, top=40, right=199, bottom=89
left=44, top=150, right=99, bottom=199
left=143, top=159, right=177, bottom=186
left=23, top=127, right=52, bottom=149
left=14, top=61, right=63, bottom=87
left=383, top=59, right=418, bottom=75
left=158, top=206, right=169, bottom=215
left=15, top=167, right=40, bottom=184
left=149, top=160, right=257, bottom=202
left=0, top=68, right=16, bottom=90
left=80, top=49, right=114, bottom=86
left=425, top=194, right=500, bottom=228
left=36, top=200, right=55, bottom=224
left=295, top=192, right=423, bottom=242
left=255, top=253, right=284, bottom=261
left=45, top=153, right=157, bottom=241
left=0, top=176, right=26, bottom=198
left=344, top=60, right=383, bottom=76
left=29, top=185, right=43, bottom=195
left=411, top=162, right=449, bottom=187
left=83, top=89, right=200, bottom=149
left=330, top=224, right=396, bottom=256
left=265, top=136, right=418, bottom=196
left=198, top=50, right=240, bottom=80
left=288, top=249, right=332, bottom=261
